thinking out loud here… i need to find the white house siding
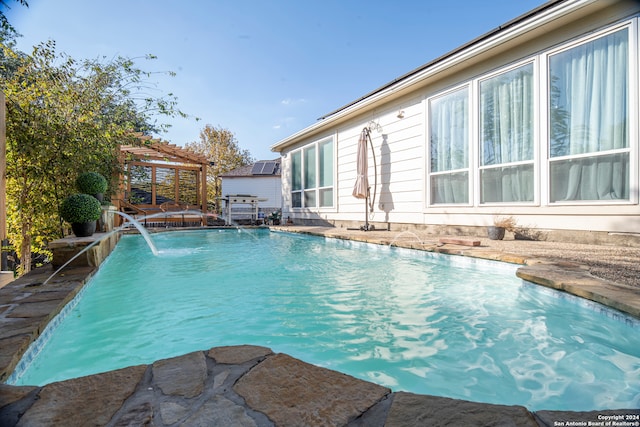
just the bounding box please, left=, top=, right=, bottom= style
left=336, top=103, right=426, bottom=225
left=274, top=0, right=640, bottom=236
left=221, top=176, right=282, bottom=211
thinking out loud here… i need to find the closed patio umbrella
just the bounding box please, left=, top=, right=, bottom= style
left=352, top=128, right=369, bottom=200
left=352, top=127, right=376, bottom=231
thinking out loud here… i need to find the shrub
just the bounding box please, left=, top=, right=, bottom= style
left=492, top=215, right=517, bottom=232
left=76, top=172, right=108, bottom=195
left=59, top=193, right=102, bottom=224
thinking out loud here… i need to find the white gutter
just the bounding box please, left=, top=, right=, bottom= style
left=270, top=0, right=597, bottom=152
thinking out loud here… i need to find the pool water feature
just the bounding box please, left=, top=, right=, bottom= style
left=9, top=229, right=640, bottom=411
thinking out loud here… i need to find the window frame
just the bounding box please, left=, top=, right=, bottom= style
left=477, top=59, right=538, bottom=205
left=290, top=136, right=335, bottom=210
left=543, top=22, right=636, bottom=205
left=426, top=84, right=473, bottom=207
left=424, top=18, right=637, bottom=208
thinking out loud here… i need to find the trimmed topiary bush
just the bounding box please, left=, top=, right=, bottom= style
left=59, top=193, right=102, bottom=224
left=76, top=172, right=108, bottom=195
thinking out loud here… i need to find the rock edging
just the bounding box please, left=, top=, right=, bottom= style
left=2, top=345, right=638, bottom=426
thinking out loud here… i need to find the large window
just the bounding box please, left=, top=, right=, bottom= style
left=291, top=138, right=334, bottom=208
left=429, top=87, right=469, bottom=204
left=426, top=22, right=633, bottom=207
left=291, top=151, right=302, bottom=207
left=548, top=28, right=629, bottom=202
left=480, top=63, right=535, bottom=203
left=318, top=140, right=334, bottom=207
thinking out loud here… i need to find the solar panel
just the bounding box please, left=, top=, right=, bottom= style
left=261, top=161, right=277, bottom=175
left=251, top=161, right=277, bottom=175
left=251, top=162, right=265, bottom=174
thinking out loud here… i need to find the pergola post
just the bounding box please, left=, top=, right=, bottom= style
left=0, top=92, right=7, bottom=270
left=201, top=163, right=207, bottom=213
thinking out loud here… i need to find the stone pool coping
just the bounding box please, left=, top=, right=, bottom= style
left=0, top=226, right=638, bottom=425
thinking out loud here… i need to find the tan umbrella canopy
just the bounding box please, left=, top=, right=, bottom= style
left=352, top=127, right=376, bottom=231
left=352, top=128, right=369, bottom=199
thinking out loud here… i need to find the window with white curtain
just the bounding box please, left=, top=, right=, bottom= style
left=290, top=138, right=334, bottom=209
left=426, top=21, right=634, bottom=208
left=480, top=63, right=535, bottom=203
left=548, top=28, right=630, bottom=202
left=318, top=140, right=334, bottom=207
left=429, top=87, right=470, bottom=204
left=303, top=145, right=317, bottom=207
left=291, top=151, right=302, bottom=208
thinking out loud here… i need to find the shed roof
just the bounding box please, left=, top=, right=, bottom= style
left=120, top=133, right=209, bottom=165
left=221, top=159, right=281, bottom=177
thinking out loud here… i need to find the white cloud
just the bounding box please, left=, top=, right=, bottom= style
left=280, top=98, right=307, bottom=106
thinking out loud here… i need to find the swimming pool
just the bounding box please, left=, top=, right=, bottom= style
left=9, top=229, right=640, bottom=411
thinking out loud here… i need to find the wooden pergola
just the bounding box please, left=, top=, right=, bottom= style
left=115, top=134, right=209, bottom=226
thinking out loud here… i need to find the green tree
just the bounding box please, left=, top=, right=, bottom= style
left=1, top=38, right=188, bottom=274
left=185, top=125, right=253, bottom=211
left=0, top=0, right=28, bottom=35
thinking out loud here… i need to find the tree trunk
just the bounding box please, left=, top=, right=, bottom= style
left=20, top=223, right=31, bottom=275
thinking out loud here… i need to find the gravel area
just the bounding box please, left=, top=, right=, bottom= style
left=459, top=238, right=640, bottom=289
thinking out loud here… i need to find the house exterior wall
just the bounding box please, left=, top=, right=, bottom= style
left=273, top=0, right=640, bottom=236
left=221, top=176, right=282, bottom=211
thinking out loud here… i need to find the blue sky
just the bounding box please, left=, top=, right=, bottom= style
left=5, top=0, right=546, bottom=160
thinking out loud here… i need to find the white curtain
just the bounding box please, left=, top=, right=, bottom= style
left=303, top=146, right=317, bottom=207
left=549, top=29, right=629, bottom=201
left=430, top=88, right=469, bottom=204
left=480, top=64, right=534, bottom=202
left=291, top=151, right=302, bottom=208
left=319, top=140, right=334, bottom=207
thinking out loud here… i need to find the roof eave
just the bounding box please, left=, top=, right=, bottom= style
left=270, top=0, right=595, bottom=153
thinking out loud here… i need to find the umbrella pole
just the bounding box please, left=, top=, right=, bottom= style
left=349, top=126, right=379, bottom=232
left=363, top=186, right=370, bottom=231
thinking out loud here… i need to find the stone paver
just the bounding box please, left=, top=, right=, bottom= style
left=385, top=392, right=538, bottom=427
left=1, top=345, right=637, bottom=426
left=153, top=351, right=208, bottom=398
left=234, top=353, right=390, bottom=426
left=16, top=365, right=146, bottom=426
left=517, top=263, right=640, bottom=318
left=0, top=226, right=638, bottom=426
left=209, top=345, right=273, bottom=364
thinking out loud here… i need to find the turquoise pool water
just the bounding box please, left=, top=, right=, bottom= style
left=10, top=229, right=640, bottom=411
